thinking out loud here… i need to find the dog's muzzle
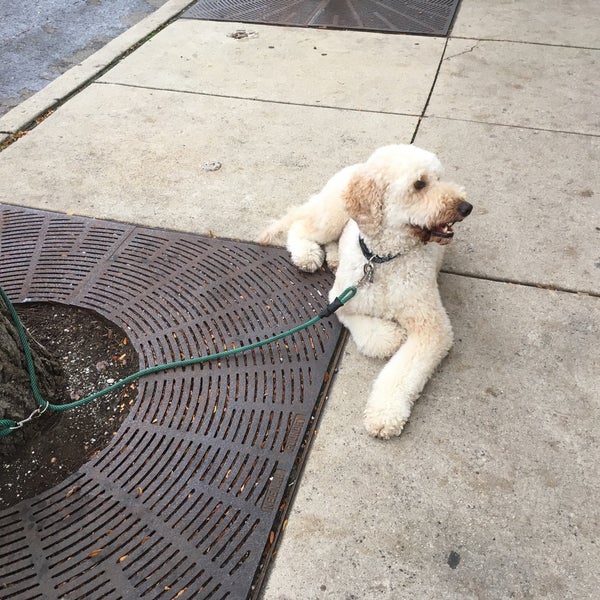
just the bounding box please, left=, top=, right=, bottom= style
left=413, top=201, right=473, bottom=245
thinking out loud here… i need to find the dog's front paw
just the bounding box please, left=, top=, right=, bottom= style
left=290, top=241, right=324, bottom=273
left=324, top=241, right=339, bottom=271
left=363, top=397, right=411, bottom=439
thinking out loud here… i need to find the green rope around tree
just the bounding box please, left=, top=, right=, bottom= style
left=0, top=284, right=356, bottom=437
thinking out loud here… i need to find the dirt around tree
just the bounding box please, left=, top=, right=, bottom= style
left=0, top=303, right=138, bottom=509
left=0, top=301, right=65, bottom=451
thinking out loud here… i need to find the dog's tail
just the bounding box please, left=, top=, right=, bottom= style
left=257, top=206, right=303, bottom=245
left=257, top=219, right=286, bottom=245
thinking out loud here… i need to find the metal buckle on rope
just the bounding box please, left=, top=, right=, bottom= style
left=359, top=260, right=375, bottom=286
left=9, top=403, right=49, bottom=431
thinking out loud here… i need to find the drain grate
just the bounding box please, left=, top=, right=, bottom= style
left=182, top=0, right=462, bottom=36
left=0, top=205, right=344, bottom=600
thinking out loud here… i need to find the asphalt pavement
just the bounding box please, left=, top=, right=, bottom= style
left=0, top=0, right=168, bottom=116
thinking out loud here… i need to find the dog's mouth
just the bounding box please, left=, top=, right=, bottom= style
left=410, top=201, right=473, bottom=245
left=410, top=222, right=456, bottom=245
left=430, top=222, right=455, bottom=240
left=410, top=198, right=473, bottom=245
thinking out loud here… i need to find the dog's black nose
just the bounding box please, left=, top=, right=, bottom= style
left=457, top=201, right=473, bottom=217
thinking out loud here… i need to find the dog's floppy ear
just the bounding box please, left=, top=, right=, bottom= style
left=342, top=167, right=387, bottom=237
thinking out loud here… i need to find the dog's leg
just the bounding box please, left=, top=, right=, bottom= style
left=363, top=309, right=453, bottom=439
left=324, top=241, right=339, bottom=271
left=286, top=221, right=325, bottom=272
left=338, top=312, right=406, bottom=359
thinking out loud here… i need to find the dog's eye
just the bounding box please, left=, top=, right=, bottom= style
left=414, top=179, right=427, bottom=191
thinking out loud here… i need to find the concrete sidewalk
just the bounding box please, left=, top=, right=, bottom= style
left=0, top=1, right=599, bottom=598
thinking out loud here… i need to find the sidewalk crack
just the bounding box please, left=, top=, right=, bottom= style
left=444, top=41, right=481, bottom=61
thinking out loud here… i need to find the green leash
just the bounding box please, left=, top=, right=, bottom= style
left=0, top=284, right=357, bottom=437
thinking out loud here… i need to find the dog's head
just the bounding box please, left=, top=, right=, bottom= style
left=343, top=144, right=471, bottom=245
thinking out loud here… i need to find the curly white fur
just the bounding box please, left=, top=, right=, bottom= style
left=259, top=144, right=471, bottom=439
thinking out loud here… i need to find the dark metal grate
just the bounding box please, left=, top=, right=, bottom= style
left=182, top=0, right=462, bottom=36
left=0, top=205, right=344, bottom=600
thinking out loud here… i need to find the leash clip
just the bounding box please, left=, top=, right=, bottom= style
left=359, top=261, right=375, bottom=286
left=10, top=403, right=49, bottom=431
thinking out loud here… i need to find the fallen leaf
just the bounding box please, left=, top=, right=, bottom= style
left=88, top=548, right=103, bottom=558
left=65, top=486, right=79, bottom=498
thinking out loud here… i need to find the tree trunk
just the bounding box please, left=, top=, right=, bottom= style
left=0, top=302, right=64, bottom=457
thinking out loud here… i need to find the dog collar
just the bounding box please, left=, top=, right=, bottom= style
left=358, top=236, right=403, bottom=264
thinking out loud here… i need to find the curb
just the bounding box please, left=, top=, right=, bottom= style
left=0, top=0, right=196, bottom=142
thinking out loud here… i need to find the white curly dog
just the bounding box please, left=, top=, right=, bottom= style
left=259, top=144, right=472, bottom=439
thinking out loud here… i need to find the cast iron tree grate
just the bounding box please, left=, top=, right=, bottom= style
left=182, top=0, right=462, bottom=36
left=0, top=205, right=344, bottom=600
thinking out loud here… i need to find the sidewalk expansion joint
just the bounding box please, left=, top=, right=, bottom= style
left=443, top=269, right=600, bottom=299
left=450, top=35, right=600, bottom=52
left=412, top=37, right=450, bottom=143
left=422, top=115, right=600, bottom=139
left=94, top=80, right=420, bottom=118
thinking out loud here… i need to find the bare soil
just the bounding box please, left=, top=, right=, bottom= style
left=0, top=303, right=138, bottom=509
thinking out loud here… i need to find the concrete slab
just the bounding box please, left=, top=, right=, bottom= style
left=427, top=39, right=599, bottom=135
left=414, top=118, right=600, bottom=294
left=453, top=0, right=600, bottom=48
left=0, top=82, right=417, bottom=240
left=99, top=19, right=445, bottom=114
left=262, top=274, right=600, bottom=600
left=0, top=0, right=194, bottom=135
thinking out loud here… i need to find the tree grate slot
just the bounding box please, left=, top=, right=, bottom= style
left=182, top=0, right=462, bottom=36
left=0, top=204, right=345, bottom=600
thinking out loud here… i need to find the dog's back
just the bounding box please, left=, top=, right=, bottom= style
left=258, top=163, right=359, bottom=247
